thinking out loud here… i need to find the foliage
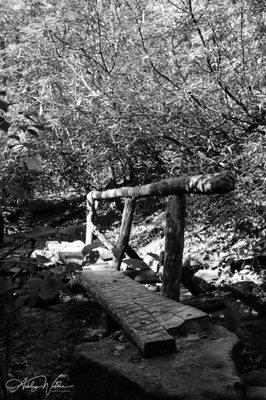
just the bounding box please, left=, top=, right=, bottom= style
left=0, top=0, right=264, bottom=210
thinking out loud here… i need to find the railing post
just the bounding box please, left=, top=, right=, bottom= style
left=162, top=194, right=186, bottom=301
left=112, top=198, right=135, bottom=270
left=86, top=199, right=97, bottom=245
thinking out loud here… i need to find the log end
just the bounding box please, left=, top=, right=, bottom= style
left=187, top=171, right=235, bottom=194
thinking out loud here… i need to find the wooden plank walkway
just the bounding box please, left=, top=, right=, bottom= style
left=78, top=263, right=209, bottom=357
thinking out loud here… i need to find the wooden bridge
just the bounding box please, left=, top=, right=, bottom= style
left=80, top=172, right=235, bottom=357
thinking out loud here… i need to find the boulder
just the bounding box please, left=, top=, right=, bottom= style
left=71, top=325, right=245, bottom=400
left=134, top=269, right=160, bottom=284
left=224, top=282, right=266, bottom=314
left=182, top=291, right=226, bottom=313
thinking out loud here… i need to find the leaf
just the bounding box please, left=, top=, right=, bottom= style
left=52, top=265, right=66, bottom=279
left=22, top=143, right=36, bottom=150
left=26, top=226, right=57, bottom=239
left=6, top=185, right=28, bottom=200
left=27, top=127, right=39, bottom=137
left=0, top=99, right=9, bottom=112
left=23, top=277, right=43, bottom=293
left=14, top=294, right=31, bottom=309
left=0, top=116, right=10, bottom=132
left=9, top=267, right=22, bottom=274
left=36, top=253, right=55, bottom=267
left=8, top=134, right=20, bottom=141
left=0, top=277, right=13, bottom=295
left=38, top=275, right=63, bottom=301
left=34, top=123, right=45, bottom=131
left=19, top=124, right=28, bottom=132
left=26, top=156, right=43, bottom=171
left=9, top=144, right=25, bottom=152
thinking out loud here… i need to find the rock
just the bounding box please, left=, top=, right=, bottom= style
left=188, top=256, right=205, bottom=268
left=195, top=269, right=219, bottom=283
left=224, top=282, right=266, bottom=314
left=111, top=330, right=125, bottom=341
left=121, top=259, right=158, bottom=283
left=143, top=254, right=160, bottom=273
left=182, top=291, right=226, bottom=313
left=99, top=249, right=113, bottom=261
left=224, top=295, right=259, bottom=319
left=59, top=241, right=84, bottom=259
left=30, top=248, right=56, bottom=266
left=71, top=325, right=245, bottom=400
left=46, top=240, right=63, bottom=253
left=82, top=241, right=103, bottom=256
left=80, top=328, right=107, bottom=343
left=122, top=258, right=149, bottom=271
left=85, top=250, right=100, bottom=264
left=230, top=255, right=266, bottom=272
left=146, top=284, right=160, bottom=292
left=121, top=269, right=139, bottom=279
left=83, top=244, right=113, bottom=262
left=246, top=386, right=266, bottom=400
left=181, top=267, right=207, bottom=296
left=134, top=269, right=160, bottom=284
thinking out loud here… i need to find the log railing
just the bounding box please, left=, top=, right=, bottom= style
left=86, top=172, right=235, bottom=301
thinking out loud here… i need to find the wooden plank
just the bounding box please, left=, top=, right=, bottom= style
left=77, top=266, right=208, bottom=357
left=162, top=194, right=186, bottom=301
left=87, top=172, right=235, bottom=202
left=112, top=198, right=135, bottom=270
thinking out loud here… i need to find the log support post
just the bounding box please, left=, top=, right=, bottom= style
left=112, top=198, right=135, bottom=270
left=162, top=194, right=186, bottom=301
left=86, top=199, right=97, bottom=245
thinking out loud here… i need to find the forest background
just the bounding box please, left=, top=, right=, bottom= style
left=0, top=0, right=265, bottom=238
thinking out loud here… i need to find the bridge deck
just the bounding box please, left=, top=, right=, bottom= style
left=78, top=263, right=208, bottom=357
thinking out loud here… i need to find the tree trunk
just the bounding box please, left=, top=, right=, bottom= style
left=162, top=194, right=186, bottom=301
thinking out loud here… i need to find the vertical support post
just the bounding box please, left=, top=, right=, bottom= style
left=112, top=198, right=135, bottom=270
left=86, top=199, right=97, bottom=245
left=162, top=194, right=186, bottom=301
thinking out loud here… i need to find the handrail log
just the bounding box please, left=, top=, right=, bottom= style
left=87, top=172, right=234, bottom=203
